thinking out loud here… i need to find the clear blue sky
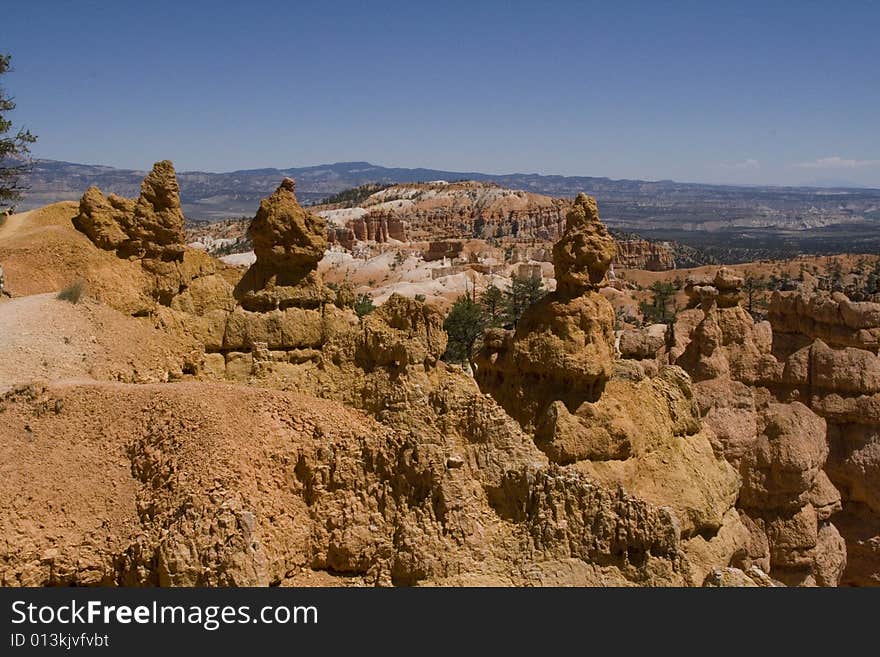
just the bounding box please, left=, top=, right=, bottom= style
left=4, top=0, right=879, bottom=186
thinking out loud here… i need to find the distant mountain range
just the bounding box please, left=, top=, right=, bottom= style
left=15, top=159, right=880, bottom=260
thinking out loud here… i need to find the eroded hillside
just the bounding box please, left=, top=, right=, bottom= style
left=2, top=161, right=877, bottom=586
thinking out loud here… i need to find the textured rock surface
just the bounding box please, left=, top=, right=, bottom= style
left=667, top=272, right=866, bottom=585
left=552, top=193, right=617, bottom=296
left=614, top=239, right=676, bottom=271
left=1, top=371, right=693, bottom=586
left=72, top=162, right=234, bottom=310
left=74, top=160, right=186, bottom=260
left=475, top=196, right=746, bottom=584
left=476, top=194, right=617, bottom=428
left=320, top=181, right=568, bottom=244
left=17, top=181, right=874, bottom=587
left=619, top=324, right=667, bottom=360
left=234, top=179, right=329, bottom=311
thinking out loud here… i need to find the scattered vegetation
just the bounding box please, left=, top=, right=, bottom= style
left=212, top=235, right=252, bottom=256
left=479, top=284, right=505, bottom=326
left=318, top=183, right=392, bottom=208
left=442, top=277, right=546, bottom=365
left=57, top=281, right=86, bottom=304
left=743, top=273, right=769, bottom=320
left=390, top=250, right=407, bottom=270
left=327, top=280, right=356, bottom=309
left=504, top=275, right=545, bottom=326
left=442, top=292, right=484, bottom=365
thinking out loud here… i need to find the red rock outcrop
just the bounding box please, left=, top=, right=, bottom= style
left=615, top=239, right=676, bottom=271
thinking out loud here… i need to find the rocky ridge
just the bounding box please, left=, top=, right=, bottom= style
left=2, top=174, right=714, bottom=586
left=320, top=181, right=676, bottom=271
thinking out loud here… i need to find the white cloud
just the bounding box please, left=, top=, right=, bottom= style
left=793, top=155, right=880, bottom=169
left=719, top=158, right=760, bottom=170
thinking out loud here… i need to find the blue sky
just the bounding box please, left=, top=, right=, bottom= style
left=4, top=0, right=879, bottom=186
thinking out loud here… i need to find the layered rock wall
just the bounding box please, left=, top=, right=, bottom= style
left=615, top=239, right=676, bottom=271
left=662, top=269, right=880, bottom=585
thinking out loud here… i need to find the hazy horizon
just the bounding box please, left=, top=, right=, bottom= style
left=6, top=0, right=880, bottom=187
left=33, top=156, right=880, bottom=191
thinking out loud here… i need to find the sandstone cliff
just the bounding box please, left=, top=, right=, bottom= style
left=639, top=268, right=880, bottom=585
left=320, top=181, right=568, bottom=245
left=615, top=239, right=676, bottom=271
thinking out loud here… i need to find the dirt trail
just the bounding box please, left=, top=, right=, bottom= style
left=0, top=293, right=106, bottom=392
left=0, top=210, right=34, bottom=242
left=0, top=292, right=200, bottom=394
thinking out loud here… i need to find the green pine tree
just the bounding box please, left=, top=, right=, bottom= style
left=1, top=54, right=38, bottom=209
left=504, top=275, right=545, bottom=326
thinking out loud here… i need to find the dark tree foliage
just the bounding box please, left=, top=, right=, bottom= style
left=866, top=261, right=880, bottom=297
left=442, top=277, right=547, bottom=366
left=318, top=183, right=392, bottom=208
left=639, top=281, right=676, bottom=324
left=479, top=284, right=505, bottom=327
left=0, top=54, right=37, bottom=210
left=743, top=273, right=768, bottom=320
left=504, top=275, right=545, bottom=326
left=353, top=293, right=375, bottom=318
left=442, top=293, right=484, bottom=365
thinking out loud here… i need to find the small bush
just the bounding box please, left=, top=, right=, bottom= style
left=354, top=293, right=375, bottom=318
left=57, top=281, right=86, bottom=304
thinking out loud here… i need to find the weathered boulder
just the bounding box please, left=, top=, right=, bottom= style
left=74, top=160, right=186, bottom=260
left=234, top=179, right=330, bottom=311
left=72, top=161, right=233, bottom=310
left=551, top=193, right=616, bottom=296
left=619, top=323, right=667, bottom=360
left=72, top=187, right=130, bottom=251
left=739, top=402, right=828, bottom=511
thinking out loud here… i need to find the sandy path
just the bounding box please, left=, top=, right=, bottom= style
left=0, top=210, right=34, bottom=242
left=0, top=293, right=102, bottom=393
